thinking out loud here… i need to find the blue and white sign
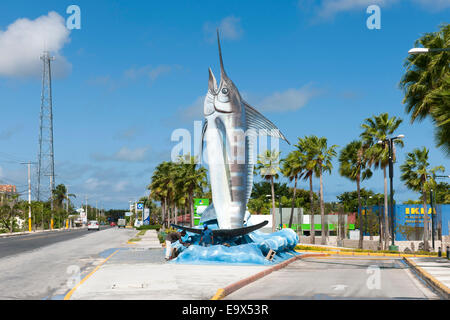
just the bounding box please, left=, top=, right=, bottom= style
left=137, top=203, right=144, bottom=211
left=144, top=208, right=150, bottom=225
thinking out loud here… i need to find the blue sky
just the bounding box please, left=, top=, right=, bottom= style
left=0, top=0, right=449, bottom=210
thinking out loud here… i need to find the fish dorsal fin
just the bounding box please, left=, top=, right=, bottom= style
left=200, top=120, right=208, bottom=161
left=243, top=100, right=290, bottom=144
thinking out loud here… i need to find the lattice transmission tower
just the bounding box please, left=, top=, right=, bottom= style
left=36, top=51, right=56, bottom=209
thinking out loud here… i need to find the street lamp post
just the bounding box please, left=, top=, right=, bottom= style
left=378, top=134, right=404, bottom=251
left=408, top=48, right=450, bottom=55
left=430, top=189, right=435, bottom=250
left=365, top=196, right=373, bottom=239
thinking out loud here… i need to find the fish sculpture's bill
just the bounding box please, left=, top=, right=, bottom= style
left=174, top=31, right=289, bottom=238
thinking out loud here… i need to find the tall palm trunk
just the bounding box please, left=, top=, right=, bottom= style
left=309, top=175, right=315, bottom=244
left=383, top=167, right=389, bottom=250
left=189, top=192, right=194, bottom=228
left=320, top=169, right=326, bottom=245
left=162, top=198, right=167, bottom=229
left=357, top=176, right=363, bottom=249
left=175, top=205, right=178, bottom=226
left=289, top=175, right=298, bottom=229
left=422, top=189, right=430, bottom=251
left=378, top=200, right=383, bottom=250
left=271, top=176, right=276, bottom=233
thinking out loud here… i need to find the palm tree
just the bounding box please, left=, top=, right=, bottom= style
left=360, top=113, right=403, bottom=250
left=296, top=136, right=337, bottom=245
left=282, top=150, right=305, bottom=229
left=312, top=137, right=338, bottom=245
left=149, top=162, right=172, bottom=228
left=177, top=155, right=208, bottom=227
left=52, top=184, right=75, bottom=228
left=339, top=140, right=373, bottom=249
left=400, top=147, right=445, bottom=251
left=255, top=149, right=281, bottom=233
left=429, top=74, right=450, bottom=155
left=0, top=195, right=21, bottom=233
left=400, top=24, right=450, bottom=155
left=296, top=136, right=319, bottom=244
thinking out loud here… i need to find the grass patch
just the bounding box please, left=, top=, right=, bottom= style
left=136, top=224, right=161, bottom=231
left=128, top=238, right=142, bottom=243
left=295, top=245, right=337, bottom=252
left=295, top=244, right=444, bottom=256
left=136, top=230, right=146, bottom=237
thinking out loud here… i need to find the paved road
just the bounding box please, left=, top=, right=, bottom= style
left=0, top=227, right=135, bottom=299
left=0, top=227, right=109, bottom=259
left=226, top=255, right=441, bottom=300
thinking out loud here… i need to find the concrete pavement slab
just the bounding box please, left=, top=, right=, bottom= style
left=68, top=247, right=270, bottom=300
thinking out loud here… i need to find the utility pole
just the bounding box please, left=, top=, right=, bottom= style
left=21, top=162, right=36, bottom=232
left=37, top=51, right=56, bottom=206
left=85, top=195, right=88, bottom=225
left=378, top=135, right=404, bottom=251
left=65, top=185, right=70, bottom=229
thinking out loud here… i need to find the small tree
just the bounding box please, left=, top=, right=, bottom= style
left=400, top=147, right=444, bottom=251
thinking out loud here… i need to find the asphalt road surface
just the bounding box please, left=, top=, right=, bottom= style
left=225, top=255, right=441, bottom=300
left=0, top=227, right=108, bottom=259
left=0, top=227, right=135, bottom=299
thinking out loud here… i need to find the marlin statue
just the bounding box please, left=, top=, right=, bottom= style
left=172, top=31, right=289, bottom=238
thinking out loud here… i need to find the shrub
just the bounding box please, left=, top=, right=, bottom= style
left=136, top=224, right=161, bottom=231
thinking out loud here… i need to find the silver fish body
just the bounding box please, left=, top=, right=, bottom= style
left=201, top=31, right=289, bottom=231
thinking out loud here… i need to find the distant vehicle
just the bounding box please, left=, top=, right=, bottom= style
left=117, top=219, right=126, bottom=228
left=88, top=220, right=100, bottom=231
left=110, top=222, right=116, bottom=227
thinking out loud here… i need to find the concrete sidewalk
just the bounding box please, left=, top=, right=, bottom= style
left=127, top=229, right=162, bottom=249
left=405, top=257, right=450, bottom=299
left=67, top=247, right=270, bottom=300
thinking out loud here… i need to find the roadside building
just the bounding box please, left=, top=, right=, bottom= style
left=0, top=185, right=18, bottom=202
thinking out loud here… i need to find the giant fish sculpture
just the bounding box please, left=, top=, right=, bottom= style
left=172, top=31, right=289, bottom=238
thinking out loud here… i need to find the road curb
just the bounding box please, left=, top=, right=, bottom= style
left=211, top=253, right=329, bottom=300
left=295, top=249, right=441, bottom=258
left=0, top=227, right=88, bottom=239
left=403, top=257, right=450, bottom=300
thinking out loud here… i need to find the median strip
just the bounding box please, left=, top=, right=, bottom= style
left=64, top=249, right=119, bottom=300
left=211, top=253, right=329, bottom=300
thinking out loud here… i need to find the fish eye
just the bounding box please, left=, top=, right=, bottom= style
left=221, top=88, right=229, bottom=95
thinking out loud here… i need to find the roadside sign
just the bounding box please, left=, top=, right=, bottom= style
left=143, top=208, right=150, bottom=225
left=194, top=198, right=210, bottom=226
left=125, top=212, right=133, bottom=217
left=137, top=203, right=144, bottom=211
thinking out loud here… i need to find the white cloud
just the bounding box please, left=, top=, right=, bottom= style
left=299, top=0, right=449, bottom=21
left=314, top=0, right=394, bottom=19
left=91, top=146, right=149, bottom=163
left=124, top=64, right=181, bottom=82
left=258, top=84, right=322, bottom=112
left=412, top=0, right=450, bottom=11
left=0, top=12, right=72, bottom=78
left=204, top=16, right=243, bottom=42
left=176, top=84, right=321, bottom=123
left=180, top=96, right=205, bottom=122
